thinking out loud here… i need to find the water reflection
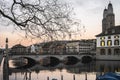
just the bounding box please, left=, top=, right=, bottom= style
left=6, top=60, right=120, bottom=80
left=96, top=61, right=120, bottom=73
left=3, top=58, right=9, bottom=80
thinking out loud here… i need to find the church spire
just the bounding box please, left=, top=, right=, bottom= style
left=102, top=2, right=115, bottom=32
left=108, top=1, right=113, bottom=14
left=109, top=1, right=111, bottom=3
left=103, top=7, right=107, bottom=18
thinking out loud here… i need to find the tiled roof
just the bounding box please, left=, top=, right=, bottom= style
left=11, top=44, right=26, bottom=49
left=96, top=26, right=120, bottom=37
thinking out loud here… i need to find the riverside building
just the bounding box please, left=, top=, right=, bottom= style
left=96, top=2, right=120, bottom=60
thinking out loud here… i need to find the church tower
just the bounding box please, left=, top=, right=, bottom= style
left=96, top=1, right=120, bottom=61
left=102, top=2, right=115, bottom=32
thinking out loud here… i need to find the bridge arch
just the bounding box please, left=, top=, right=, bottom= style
left=63, top=56, right=79, bottom=65
left=81, top=55, right=93, bottom=63
left=10, top=56, right=36, bottom=69
left=40, top=56, right=60, bottom=67
left=23, top=57, right=36, bottom=64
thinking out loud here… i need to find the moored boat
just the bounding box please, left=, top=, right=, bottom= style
left=96, top=72, right=120, bottom=80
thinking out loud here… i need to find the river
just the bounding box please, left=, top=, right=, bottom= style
left=2, top=60, right=119, bottom=80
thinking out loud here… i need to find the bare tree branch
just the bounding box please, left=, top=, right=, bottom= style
left=0, top=0, right=84, bottom=41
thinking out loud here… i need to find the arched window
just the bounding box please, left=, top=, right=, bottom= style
left=114, top=35, right=119, bottom=39
left=107, top=40, right=112, bottom=46
left=114, top=48, right=120, bottom=55
left=108, top=49, right=111, bottom=55
left=100, top=49, right=105, bottom=55
left=100, top=41, right=105, bottom=46
left=114, top=40, right=119, bottom=45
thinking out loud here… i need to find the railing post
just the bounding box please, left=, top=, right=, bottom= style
left=61, top=75, right=63, bottom=80
left=47, top=76, right=49, bottom=80
left=73, top=75, right=75, bottom=80
left=85, top=72, right=87, bottom=80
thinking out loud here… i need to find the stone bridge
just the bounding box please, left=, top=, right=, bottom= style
left=9, top=54, right=95, bottom=62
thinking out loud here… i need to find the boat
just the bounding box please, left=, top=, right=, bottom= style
left=96, top=72, right=120, bottom=80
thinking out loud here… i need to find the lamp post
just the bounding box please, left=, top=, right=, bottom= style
left=3, top=37, right=9, bottom=80
left=5, top=38, right=8, bottom=58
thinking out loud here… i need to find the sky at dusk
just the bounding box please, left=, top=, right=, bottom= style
left=0, top=0, right=120, bottom=48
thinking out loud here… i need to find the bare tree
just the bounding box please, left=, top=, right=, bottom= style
left=0, top=0, right=83, bottom=40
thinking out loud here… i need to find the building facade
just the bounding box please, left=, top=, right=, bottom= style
left=10, top=44, right=27, bottom=55
left=79, top=39, right=96, bottom=55
left=96, top=2, right=120, bottom=60
left=65, top=40, right=80, bottom=54
left=35, top=40, right=96, bottom=55
left=41, top=41, right=66, bottom=54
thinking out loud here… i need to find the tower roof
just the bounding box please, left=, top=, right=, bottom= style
left=108, top=1, right=113, bottom=14
left=103, top=8, right=108, bottom=18
left=96, top=26, right=120, bottom=37
left=108, top=1, right=112, bottom=6
left=104, top=7, right=107, bottom=11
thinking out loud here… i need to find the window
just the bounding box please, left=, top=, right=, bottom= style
left=100, top=49, right=105, bottom=55
left=107, top=40, right=112, bottom=46
left=114, top=49, right=120, bottom=55
left=110, top=22, right=112, bottom=26
left=108, top=36, right=111, bottom=39
left=100, top=41, right=105, bottom=46
left=105, top=31, right=108, bottom=34
left=108, top=49, right=111, bottom=55
left=100, top=37, right=105, bottom=40
left=114, top=35, right=119, bottom=39
left=112, top=29, right=115, bottom=33
left=114, top=40, right=119, bottom=45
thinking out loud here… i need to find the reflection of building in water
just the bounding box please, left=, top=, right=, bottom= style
left=95, top=61, right=120, bottom=77
left=66, top=62, right=95, bottom=74
left=96, top=2, right=120, bottom=60
left=9, top=61, right=120, bottom=74
left=8, top=61, right=120, bottom=80
left=96, top=61, right=120, bottom=72
left=9, top=69, right=32, bottom=80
